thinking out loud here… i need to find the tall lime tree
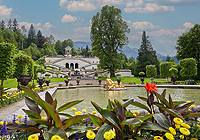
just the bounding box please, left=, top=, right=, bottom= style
left=135, top=31, right=160, bottom=76
left=91, top=5, right=130, bottom=77
left=160, top=62, right=173, bottom=82
left=176, top=24, right=200, bottom=79
left=0, top=43, right=16, bottom=89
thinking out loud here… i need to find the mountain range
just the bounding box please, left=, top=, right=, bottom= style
left=74, top=41, right=172, bottom=62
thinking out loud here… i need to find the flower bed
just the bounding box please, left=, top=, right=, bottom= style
left=1, top=83, right=200, bottom=140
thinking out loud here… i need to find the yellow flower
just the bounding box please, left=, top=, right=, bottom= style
left=86, top=130, right=96, bottom=139
left=75, top=111, right=82, bottom=116
left=175, top=124, right=180, bottom=129
left=197, top=125, right=200, bottom=127
left=41, top=116, right=46, bottom=120
left=186, top=101, right=191, bottom=103
left=134, top=111, right=139, bottom=114
left=154, top=136, right=164, bottom=140
left=17, top=115, right=24, bottom=119
left=104, top=131, right=112, bottom=140
left=15, top=121, right=20, bottom=124
left=190, top=138, right=198, bottom=140
left=28, top=134, right=39, bottom=140
left=188, top=109, right=192, bottom=112
left=109, top=130, right=116, bottom=139
left=180, top=127, right=190, bottom=136
left=51, top=135, right=62, bottom=140
left=190, top=105, right=195, bottom=108
left=169, top=127, right=176, bottom=135
left=181, top=123, right=191, bottom=129
left=180, top=135, right=184, bottom=139
left=0, top=121, right=7, bottom=125
left=82, top=109, right=87, bottom=113
left=71, top=107, right=76, bottom=111
left=133, top=114, right=137, bottom=117
left=165, top=132, right=174, bottom=140
left=173, top=118, right=183, bottom=125
left=92, top=111, right=97, bottom=114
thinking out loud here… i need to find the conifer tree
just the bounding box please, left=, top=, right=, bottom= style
left=135, top=31, right=160, bottom=76
left=12, top=19, right=18, bottom=32
left=27, top=24, right=37, bottom=48
left=0, top=20, right=6, bottom=31
left=7, top=19, right=12, bottom=30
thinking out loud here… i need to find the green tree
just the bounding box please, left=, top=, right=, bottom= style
left=0, top=43, right=16, bottom=89
left=7, top=19, right=12, bottom=30
left=2, top=29, right=17, bottom=47
left=47, top=34, right=55, bottom=45
left=27, top=24, right=37, bottom=48
left=0, top=30, right=4, bottom=43
left=166, top=55, right=171, bottom=62
left=146, top=65, right=157, bottom=78
left=55, top=40, right=63, bottom=55
left=135, top=31, right=160, bottom=76
left=41, top=41, right=57, bottom=56
left=28, top=43, right=41, bottom=60
left=0, top=20, right=6, bottom=31
left=91, top=5, right=130, bottom=77
left=176, top=24, right=200, bottom=79
left=160, top=62, right=173, bottom=82
left=14, top=30, right=23, bottom=50
left=180, top=58, right=197, bottom=80
left=12, top=19, right=18, bottom=32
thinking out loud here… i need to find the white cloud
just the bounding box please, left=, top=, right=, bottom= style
left=61, top=14, right=77, bottom=23
left=62, top=0, right=97, bottom=12
left=124, top=0, right=175, bottom=14
left=0, top=4, right=12, bottom=19
left=147, top=0, right=200, bottom=5
left=101, top=0, right=123, bottom=6
left=128, top=35, right=140, bottom=41
left=18, top=22, right=54, bottom=33
left=149, top=28, right=186, bottom=37
left=183, top=22, right=194, bottom=29
left=132, top=21, right=160, bottom=30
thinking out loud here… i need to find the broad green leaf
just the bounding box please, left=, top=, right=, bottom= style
left=63, top=115, right=88, bottom=130
left=59, top=113, right=72, bottom=118
left=66, top=126, right=95, bottom=133
left=163, top=109, right=184, bottom=120
left=176, top=102, right=195, bottom=114
left=24, top=96, right=41, bottom=114
left=137, top=114, right=153, bottom=122
left=121, top=118, right=143, bottom=127
left=182, top=113, right=200, bottom=118
left=153, top=113, right=171, bottom=129
left=153, top=102, right=166, bottom=109
left=45, top=91, right=53, bottom=105
left=140, top=122, right=168, bottom=131
left=161, top=89, right=166, bottom=98
left=22, top=109, right=41, bottom=119
left=122, top=98, right=134, bottom=108
left=125, top=110, right=134, bottom=118
left=137, top=96, right=147, bottom=102
left=169, top=94, right=174, bottom=109
left=52, top=99, right=57, bottom=109
left=89, top=114, right=103, bottom=127
left=101, top=109, right=121, bottom=132
left=154, top=92, right=170, bottom=108
left=21, top=86, right=63, bottom=128
left=44, top=127, right=69, bottom=140
left=107, top=99, right=112, bottom=110
left=173, top=101, right=186, bottom=107
left=130, top=101, right=151, bottom=113
left=91, top=101, right=102, bottom=113
left=57, top=99, right=84, bottom=113
left=30, top=119, right=52, bottom=127
left=115, top=99, right=126, bottom=121
left=95, top=124, right=112, bottom=140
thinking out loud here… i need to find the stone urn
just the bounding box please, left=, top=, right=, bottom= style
left=45, top=80, right=50, bottom=86
left=76, top=80, right=80, bottom=85
left=171, top=76, right=177, bottom=85
left=64, top=80, right=69, bottom=86
left=150, top=78, right=154, bottom=84
left=140, top=78, right=144, bottom=84
left=16, top=73, right=33, bottom=86
left=98, top=80, right=102, bottom=85
left=117, top=78, right=121, bottom=85
left=37, top=78, right=45, bottom=89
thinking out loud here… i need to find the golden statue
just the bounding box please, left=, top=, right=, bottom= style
left=102, top=76, right=126, bottom=90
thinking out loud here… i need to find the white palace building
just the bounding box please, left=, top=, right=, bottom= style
left=43, top=46, right=131, bottom=78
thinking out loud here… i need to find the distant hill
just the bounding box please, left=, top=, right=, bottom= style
left=74, top=41, right=177, bottom=62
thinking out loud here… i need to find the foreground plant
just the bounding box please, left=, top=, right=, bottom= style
left=6, top=86, right=89, bottom=140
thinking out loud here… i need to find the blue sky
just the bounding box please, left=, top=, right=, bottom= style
left=0, top=0, right=200, bottom=56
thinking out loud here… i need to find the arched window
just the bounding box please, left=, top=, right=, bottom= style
left=75, top=63, right=78, bottom=69
left=66, top=63, right=69, bottom=68
left=70, top=63, right=74, bottom=69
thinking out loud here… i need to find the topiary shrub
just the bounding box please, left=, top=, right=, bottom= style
left=116, top=74, right=121, bottom=77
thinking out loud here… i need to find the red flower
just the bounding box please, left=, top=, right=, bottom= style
left=144, top=83, right=158, bottom=93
